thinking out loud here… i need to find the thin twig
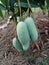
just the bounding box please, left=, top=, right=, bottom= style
left=39, top=33, right=44, bottom=49
left=35, top=42, right=40, bottom=51
left=0, top=16, right=12, bottom=30
left=27, top=0, right=32, bottom=13
left=18, top=0, right=21, bottom=17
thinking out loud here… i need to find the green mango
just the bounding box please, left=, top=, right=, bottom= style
left=17, top=22, right=30, bottom=51
left=24, top=17, right=38, bottom=42
left=12, top=37, right=23, bottom=52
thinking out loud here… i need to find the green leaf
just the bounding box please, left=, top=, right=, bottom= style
left=0, top=10, right=3, bottom=17
left=43, top=58, right=49, bottom=65
left=5, top=0, right=10, bottom=12
left=9, top=0, right=16, bottom=12
left=46, top=0, right=49, bottom=17
left=0, top=1, right=6, bottom=9
left=0, top=4, right=5, bottom=10
left=29, top=53, right=36, bottom=63
left=37, top=62, right=43, bottom=65
left=16, top=2, right=39, bottom=8
left=0, top=0, right=6, bottom=5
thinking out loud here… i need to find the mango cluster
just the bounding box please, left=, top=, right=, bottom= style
left=12, top=17, right=38, bottom=53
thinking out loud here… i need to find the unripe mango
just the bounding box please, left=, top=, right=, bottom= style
left=17, top=22, right=30, bottom=51
left=24, top=17, right=38, bottom=42
left=12, top=37, right=23, bottom=52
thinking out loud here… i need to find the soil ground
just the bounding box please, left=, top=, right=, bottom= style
left=0, top=13, right=49, bottom=65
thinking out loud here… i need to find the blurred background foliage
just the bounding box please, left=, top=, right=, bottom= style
left=0, top=0, right=49, bottom=19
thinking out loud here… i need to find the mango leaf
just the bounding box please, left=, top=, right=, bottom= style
left=0, top=4, right=6, bottom=10
left=46, top=0, right=49, bottom=7
left=0, top=0, right=6, bottom=5
left=46, top=0, right=49, bottom=16
left=0, top=1, right=6, bottom=10
left=16, top=2, right=39, bottom=8
left=5, top=0, right=10, bottom=12
left=9, top=0, right=16, bottom=12
left=0, top=10, right=3, bottom=17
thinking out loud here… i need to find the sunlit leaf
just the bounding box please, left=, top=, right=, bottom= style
left=0, top=0, right=6, bottom=5
left=0, top=1, right=6, bottom=9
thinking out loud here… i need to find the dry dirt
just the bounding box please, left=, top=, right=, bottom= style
left=0, top=14, right=49, bottom=65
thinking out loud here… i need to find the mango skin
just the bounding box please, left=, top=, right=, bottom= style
left=12, top=37, right=23, bottom=52
left=17, top=22, right=30, bottom=51
left=24, top=17, right=38, bottom=42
